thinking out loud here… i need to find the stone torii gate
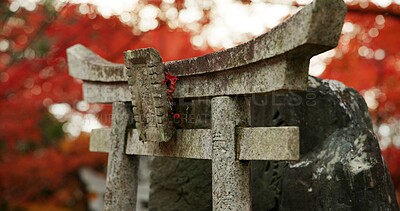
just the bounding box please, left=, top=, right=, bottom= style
left=67, top=0, right=346, bottom=210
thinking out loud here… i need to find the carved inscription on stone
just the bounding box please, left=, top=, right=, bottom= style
left=124, top=48, right=175, bottom=142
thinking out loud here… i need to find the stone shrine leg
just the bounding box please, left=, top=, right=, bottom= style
left=211, top=97, right=251, bottom=211
left=104, top=102, right=138, bottom=210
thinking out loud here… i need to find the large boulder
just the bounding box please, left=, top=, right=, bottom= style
left=148, top=76, right=398, bottom=210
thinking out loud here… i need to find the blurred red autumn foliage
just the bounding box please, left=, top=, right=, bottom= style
left=0, top=133, right=106, bottom=209
left=0, top=0, right=400, bottom=209
left=323, top=7, right=400, bottom=119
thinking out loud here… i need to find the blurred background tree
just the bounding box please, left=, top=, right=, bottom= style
left=0, top=0, right=399, bottom=210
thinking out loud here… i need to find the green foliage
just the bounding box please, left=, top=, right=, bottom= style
left=39, top=112, right=65, bottom=148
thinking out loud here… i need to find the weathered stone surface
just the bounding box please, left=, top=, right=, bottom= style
left=83, top=81, right=130, bottom=103
left=90, top=128, right=111, bottom=153
left=148, top=76, right=398, bottom=210
left=126, top=129, right=212, bottom=159
left=149, top=158, right=212, bottom=211
left=125, top=49, right=175, bottom=142
left=211, top=96, right=251, bottom=211
left=276, top=76, right=398, bottom=210
left=67, top=44, right=126, bottom=82
left=251, top=76, right=398, bottom=210
left=90, top=128, right=212, bottom=159
left=238, top=127, right=299, bottom=161
left=137, top=156, right=152, bottom=211
left=90, top=127, right=299, bottom=160
left=171, top=56, right=309, bottom=98
left=104, top=102, right=138, bottom=211
left=71, top=51, right=309, bottom=102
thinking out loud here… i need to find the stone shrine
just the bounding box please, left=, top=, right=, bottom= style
left=67, top=0, right=398, bottom=210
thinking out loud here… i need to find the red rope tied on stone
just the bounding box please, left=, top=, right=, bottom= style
left=163, top=71, right=181, bottom=121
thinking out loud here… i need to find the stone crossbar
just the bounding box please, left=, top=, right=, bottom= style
left=90, top=127, right=299, bottom=160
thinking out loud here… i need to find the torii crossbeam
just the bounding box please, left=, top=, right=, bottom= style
left=67, top=0, right=346, bottom=210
